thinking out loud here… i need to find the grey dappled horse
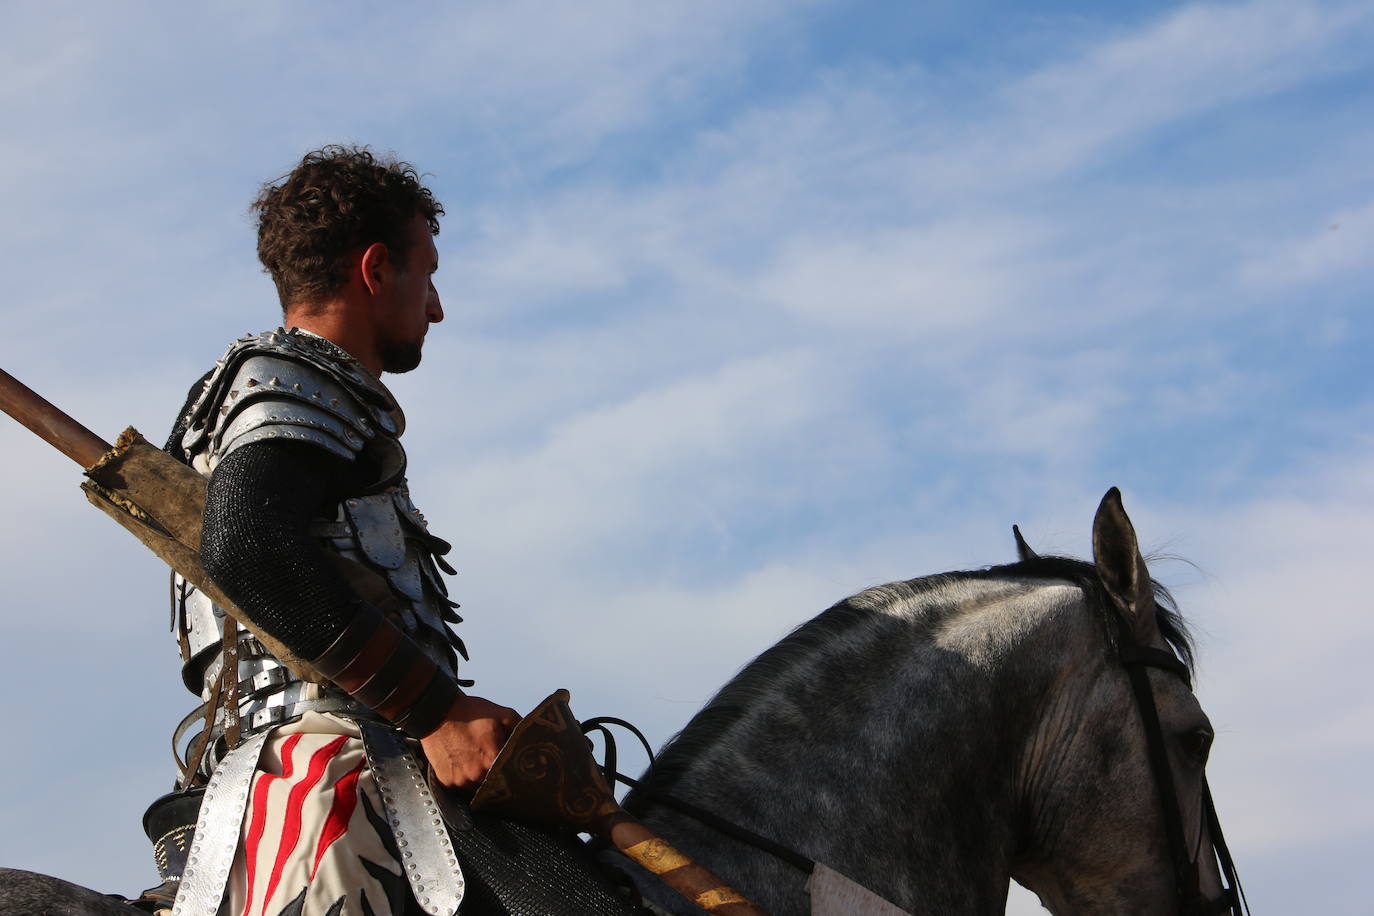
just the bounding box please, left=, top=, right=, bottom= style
left=622, top=489, right=1232, bottom=914
left=0, top=490, right=1233, bottom=915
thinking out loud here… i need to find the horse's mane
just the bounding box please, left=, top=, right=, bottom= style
left=627, top=554, right=1193, bottom=806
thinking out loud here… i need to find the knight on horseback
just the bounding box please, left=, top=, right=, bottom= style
left=136, top=146, right=638, bottom=916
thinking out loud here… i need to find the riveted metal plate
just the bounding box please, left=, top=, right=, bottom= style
left=359, top=723, right=465, bottom=915
left=171, top=730, right=271, bottom=916
left=345, top=492, right=407, bottom=569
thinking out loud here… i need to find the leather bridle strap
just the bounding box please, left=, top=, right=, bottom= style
left=582, top=716, right=817, bottom=876
left=1204, top=781, right=1250, bottom=915
left=1119, top=639, right=1247, bottom=915
left=1120, top=648, right=1204, bottom=909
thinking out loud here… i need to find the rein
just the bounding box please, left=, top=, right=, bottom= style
left=581, top=717, right=816, bottom=876
left=1117, top=633, right=1250, bottom=915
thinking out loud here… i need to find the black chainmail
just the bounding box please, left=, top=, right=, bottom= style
left=199, top=439, right=369, bottom=659
left=163, top=370, right=211, bottom=462
left=165, top=371, right=386, bottom=659
left=445, top=813, right=643, bottom=915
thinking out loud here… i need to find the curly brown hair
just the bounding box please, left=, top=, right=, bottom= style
left=252, top=145, right=444, bottom=308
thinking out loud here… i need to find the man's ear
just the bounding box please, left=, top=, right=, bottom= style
left=359, top=241, right=391, bottom=296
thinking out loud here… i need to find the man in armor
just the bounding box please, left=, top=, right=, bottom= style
left=142, top=147, right=636, bottom=916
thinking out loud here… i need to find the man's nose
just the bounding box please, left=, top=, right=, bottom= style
left=428, top=286, right=444, bottom=323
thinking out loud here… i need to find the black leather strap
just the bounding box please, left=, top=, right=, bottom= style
left=1116, top=622, right=1247, bottom=916
left=582, top=716, right=815, bottom=876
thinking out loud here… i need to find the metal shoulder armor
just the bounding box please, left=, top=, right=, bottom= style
left=163, top=328, right=470, bottom=802
left=179, top=328, right=406, bottom=481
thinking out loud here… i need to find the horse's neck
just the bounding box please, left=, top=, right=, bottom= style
left=636, top=578, right=1073, bottom=915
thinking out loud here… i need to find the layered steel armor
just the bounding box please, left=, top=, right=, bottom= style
left=170, top=328, right=466, bottom=779
left=157, top=329, right=468, bottom=915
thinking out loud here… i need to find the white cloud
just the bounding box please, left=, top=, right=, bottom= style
left=990, top=0, right=1374, bottom=180
left=1, top=1, right=1371, bottom=908
left=755, top=216, right=1055, bottom=331
left=430, top=349, right=842, bottom=564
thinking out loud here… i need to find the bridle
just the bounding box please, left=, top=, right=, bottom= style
left=1116, top=627, right=1250, bottom=915
left=589, top=629, right=1253, bottom=916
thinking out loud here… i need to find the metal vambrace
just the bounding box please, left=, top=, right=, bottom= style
left=311, top=604, right=461, bottom=738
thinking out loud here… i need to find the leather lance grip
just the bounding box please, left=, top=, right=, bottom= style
left=470, top=690, right=768, bottom=915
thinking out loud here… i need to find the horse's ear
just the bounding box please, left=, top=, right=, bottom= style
left=1092, top=487, right=1157, bottom=642
left=1012, top=524, right=1039, bottom=561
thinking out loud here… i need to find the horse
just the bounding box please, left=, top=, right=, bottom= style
left=619, top=488, right=1240, bottom=914
left=0, top=489, right=1241, bottom=915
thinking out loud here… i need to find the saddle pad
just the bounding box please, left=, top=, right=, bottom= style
left=806, top=862, right=911, bottom=916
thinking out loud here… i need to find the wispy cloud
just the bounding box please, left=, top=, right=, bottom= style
left=0, top=1, right=1370, bottom=909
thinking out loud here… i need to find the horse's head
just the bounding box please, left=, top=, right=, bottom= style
left=1011, top=489, right=1235, bottom=915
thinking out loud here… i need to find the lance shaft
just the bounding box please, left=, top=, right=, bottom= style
left=0, top=366, right=110, bottom=469
left=0, top=363, right=327, bottom=683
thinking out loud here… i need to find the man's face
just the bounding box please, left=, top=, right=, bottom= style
left=376, top=215, right=442, bottom=374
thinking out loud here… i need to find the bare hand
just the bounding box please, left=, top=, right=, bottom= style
left=419, top=694, right=521, bottom=791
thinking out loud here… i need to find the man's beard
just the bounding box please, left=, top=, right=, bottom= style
left=379, top=336, right=423, bottom=374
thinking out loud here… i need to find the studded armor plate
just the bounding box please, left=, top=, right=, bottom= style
left=170, top=328, right=466, bottom=780
left=164, top=328, right=471, bottom=914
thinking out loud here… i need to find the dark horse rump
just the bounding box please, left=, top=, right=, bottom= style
left=0, top=869, right=148, bottom=916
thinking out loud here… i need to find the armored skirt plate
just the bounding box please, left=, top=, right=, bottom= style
left=170, top=721, right=465, bottom=916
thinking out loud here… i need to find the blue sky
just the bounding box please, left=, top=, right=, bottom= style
left=1, top=1, right=1371, bottom=912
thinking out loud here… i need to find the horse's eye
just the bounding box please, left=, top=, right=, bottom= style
left=1179, top=727, right=1213, bottom=765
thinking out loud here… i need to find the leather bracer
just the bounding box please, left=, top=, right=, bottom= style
left=311, top=604, right=461, bottom=739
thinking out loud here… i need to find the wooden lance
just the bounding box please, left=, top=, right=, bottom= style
left=0, top=366, right=768, bottom=914
left=0, top=365, right=323, bottom=682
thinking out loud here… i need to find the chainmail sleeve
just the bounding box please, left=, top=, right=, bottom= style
left=181, top=331, right=466, bottom=739
left=200, top=438, right=369, bottom=659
